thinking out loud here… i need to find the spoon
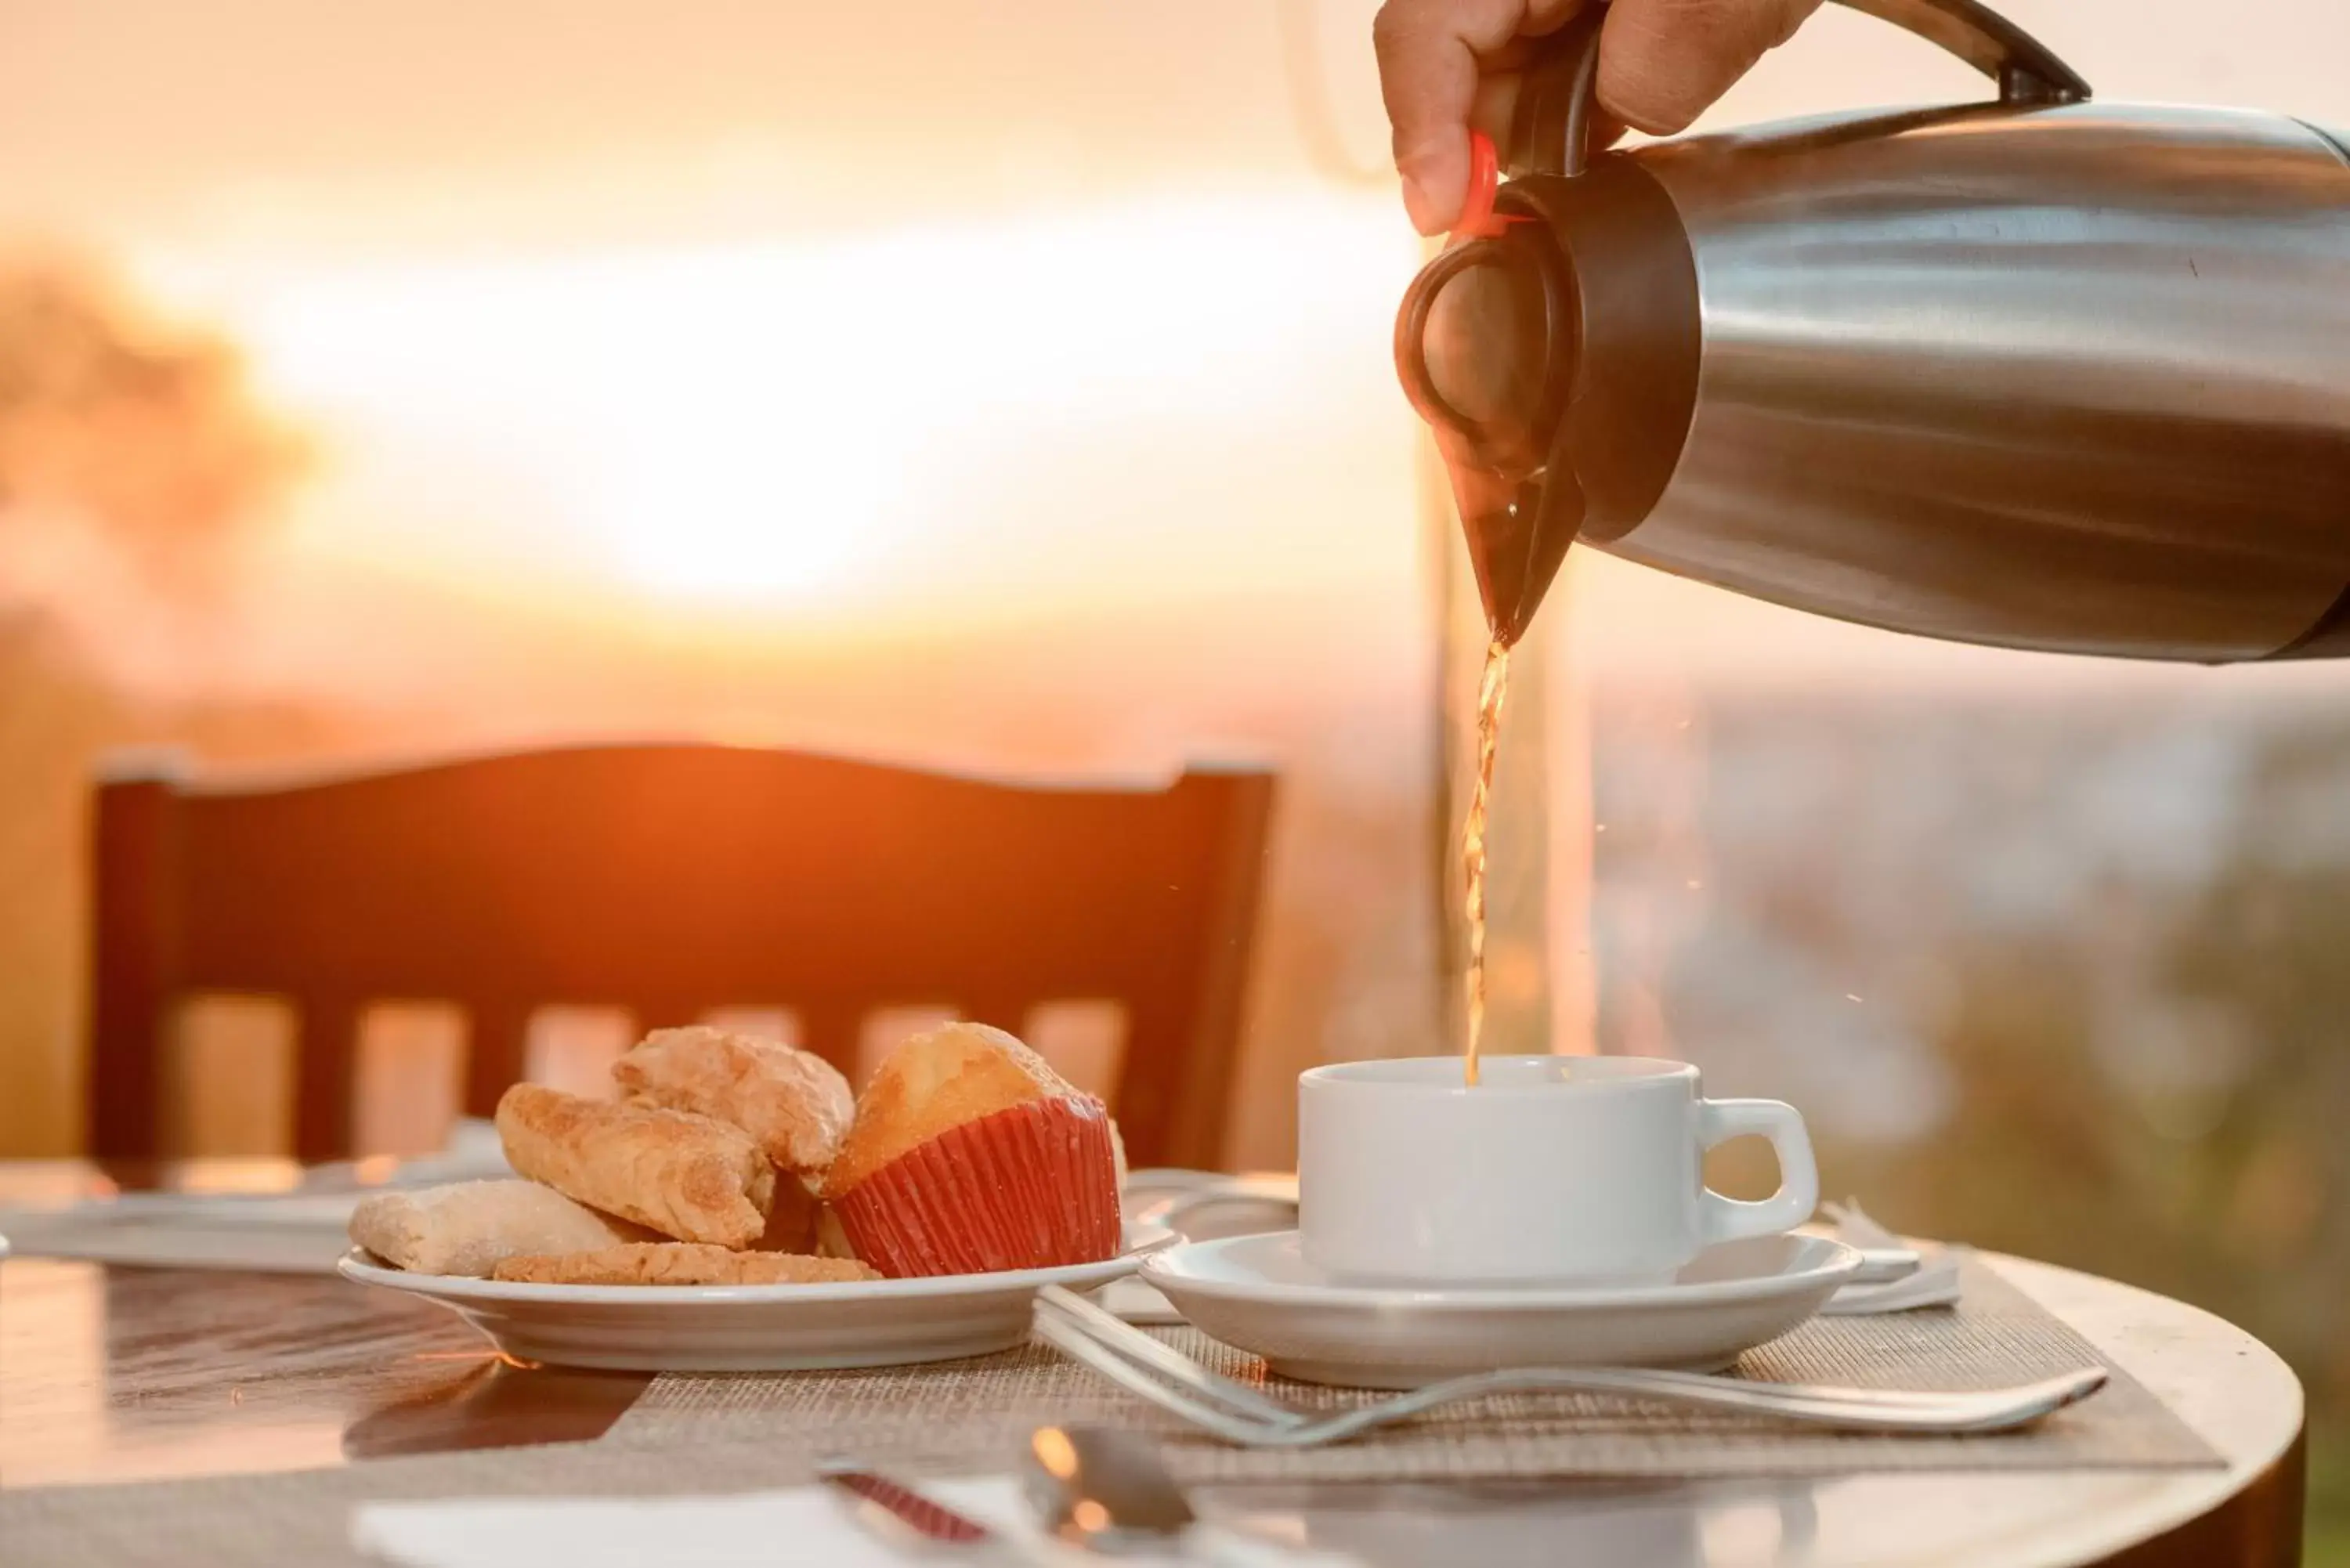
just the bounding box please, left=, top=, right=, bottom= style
left=1021, top=1424, right=1362, bottom=1566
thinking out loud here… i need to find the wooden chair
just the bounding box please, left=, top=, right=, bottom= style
left=86, top=744, right=1274, bottom=1167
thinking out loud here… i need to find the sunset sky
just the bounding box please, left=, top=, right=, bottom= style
left=5, top=0, right=2348, bottom=1162
left=6, top=0, right=2348, bottom=719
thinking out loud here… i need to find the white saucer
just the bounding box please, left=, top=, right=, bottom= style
left=339, top=1245, right=1156, bottom=1373
left=1140, top=1230, right=1861, bottom=1387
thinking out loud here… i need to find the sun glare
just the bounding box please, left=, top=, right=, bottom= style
left=135, top=193, right=1420, bottom=627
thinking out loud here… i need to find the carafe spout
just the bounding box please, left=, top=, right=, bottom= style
left=1451, top=455, right=1583, bottom=649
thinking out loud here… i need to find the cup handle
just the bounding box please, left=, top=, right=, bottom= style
left=1696, top=1099, right=1820, bottom=1245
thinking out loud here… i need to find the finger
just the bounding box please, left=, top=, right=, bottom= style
left=1596, top=0, right=1822, bottom=135
left=1375, top=0, right=1588, bottom=233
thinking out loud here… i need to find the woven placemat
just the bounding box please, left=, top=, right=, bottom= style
left=602, top=1255, right=2218, bottom=1483
left=0, top=1257, right=2222, bottom=1568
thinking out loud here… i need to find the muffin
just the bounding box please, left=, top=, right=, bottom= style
left=819, top=1022, right=1120, bottom=1277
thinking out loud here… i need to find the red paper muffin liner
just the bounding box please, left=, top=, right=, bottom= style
left=830, top=1096, right=1121, bottom=1278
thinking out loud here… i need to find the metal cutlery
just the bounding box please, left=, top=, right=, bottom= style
left=824, top=1447, right=1348, bottom=1566
left=1126, top=1175, right=1302, bottom=1243
left=1032, top=1285, right=2106, bottom=1447
left=1024, top=1423, right=1364, bottom=1566
left=819, top=1461, right=1015, bottom=1557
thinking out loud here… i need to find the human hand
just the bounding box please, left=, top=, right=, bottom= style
left=1374, top=0, right=1824, bottom=233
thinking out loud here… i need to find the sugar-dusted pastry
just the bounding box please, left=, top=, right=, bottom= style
left=819, top=1022, right=1120, bottom=1278
left=349, top=1180, right=649, bottom=1277
left=494, top=1083, right=776, bottom=1248
left=491, top=1243, right=880, bottom=1287
left=613, top=1026, right=854, bottom=1174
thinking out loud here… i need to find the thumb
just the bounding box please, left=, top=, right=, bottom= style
left=1376, top=0, right=1589, bottom=235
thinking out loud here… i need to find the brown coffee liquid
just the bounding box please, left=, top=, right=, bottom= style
left=1462, top=637, right=1510, bottom=1087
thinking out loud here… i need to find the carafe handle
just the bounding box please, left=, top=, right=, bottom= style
left=1842, top=0, right=2090, bottom=105
left=1510, top=0, right=2090, bottom=179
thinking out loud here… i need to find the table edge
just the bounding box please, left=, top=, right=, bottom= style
left=1982, top=1248, right=2305, bottom=1568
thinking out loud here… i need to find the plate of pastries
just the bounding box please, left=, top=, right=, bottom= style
left=339, top=1021, right=1158, bottom=1371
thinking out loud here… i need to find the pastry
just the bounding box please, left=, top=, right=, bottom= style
left=492, top=1242, right=880, bottom=1286
left=750, top=1170, right=822, bottom=1253
left=348, top=1180, right=649, bottom=1277
left=819, top=1021, right=1121, bottom=1277
left=613, top=1026, right=854, bottom=1173
left=494, top=1083, right=776, bottom=1248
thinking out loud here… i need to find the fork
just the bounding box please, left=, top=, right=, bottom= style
left=1032, top=1285, right=2106, bottom=1448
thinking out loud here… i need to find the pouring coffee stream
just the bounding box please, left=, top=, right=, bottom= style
left=1400, top=0, right=2350, bottom=1082
left=1460, top=637, right=1509, bottom=1086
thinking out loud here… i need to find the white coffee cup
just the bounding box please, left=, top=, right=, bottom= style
left=1297, top=1055, right=1818, bottom=1286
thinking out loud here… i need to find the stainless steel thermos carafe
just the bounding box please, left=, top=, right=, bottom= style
left=1397, top=0, right=2350, bottom=661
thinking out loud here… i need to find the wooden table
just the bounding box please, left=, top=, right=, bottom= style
left=0, top=1161, right=2306, bottom=1566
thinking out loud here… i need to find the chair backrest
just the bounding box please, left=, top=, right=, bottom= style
left=87, top=744, right=1274, bottom=1167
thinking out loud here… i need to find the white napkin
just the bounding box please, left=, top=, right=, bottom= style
left=352, top=1476, right=1173, bottom=1567
left=1816, top=1198, right=1965, bottom=1314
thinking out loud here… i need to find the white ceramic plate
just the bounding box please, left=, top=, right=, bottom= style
left=339, top=1243, right=1159, bottom=1372
left=1141, top=1230, right=1862, bottom=1387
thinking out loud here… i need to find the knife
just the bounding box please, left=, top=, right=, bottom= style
left=819, top=1462, right=1009, bottom=1555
